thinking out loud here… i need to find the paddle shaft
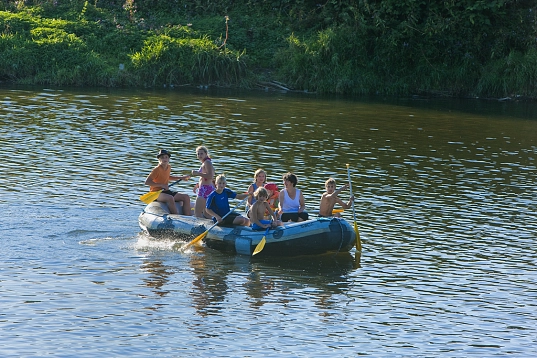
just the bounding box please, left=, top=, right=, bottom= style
left=140, top=178, right=183, bottom=202
left=145, top=178, right=182, bottom=194
left=163, top=178, right=182, bottom=190
left=184, top=196, right=249, bottom=248
left=346, top=164, right=361, bottom=250
left=345, top=167, right=356, bottom=220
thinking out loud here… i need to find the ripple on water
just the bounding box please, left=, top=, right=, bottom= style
left=1, top=88, right=537, bottom=356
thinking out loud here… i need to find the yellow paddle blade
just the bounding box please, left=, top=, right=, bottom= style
left=332, top=208, right=344, bottom=214
left=252, top=237, right=266, bottom=256
left=184, top=230, right=208, bottom=249
left=354, top=222, right=361, bottom=251
left=139, top=190, right=162, bottom=204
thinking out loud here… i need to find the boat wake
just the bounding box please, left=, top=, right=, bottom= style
left=134, top=232, right=191, bottom=252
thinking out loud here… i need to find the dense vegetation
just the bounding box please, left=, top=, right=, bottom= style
left=0, top=0, right=536, bottom=98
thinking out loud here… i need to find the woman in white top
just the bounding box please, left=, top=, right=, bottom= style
left=278, top=172, right=309, bottom=222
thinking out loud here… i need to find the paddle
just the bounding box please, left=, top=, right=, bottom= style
left=310, top=208, right=344, bottom=215
left=183, top=196, right=249, bottom=249
left=252, top=223, right=270, bottom=256
left=346, top=164, right=361, bottom=251
left=139, top=179, right=182, bottom=204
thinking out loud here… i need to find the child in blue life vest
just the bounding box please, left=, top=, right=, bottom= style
left=205, top=174, right=251, bottom=227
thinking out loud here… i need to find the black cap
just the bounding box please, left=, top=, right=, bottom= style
left=157, top=149, right=171, bottom=158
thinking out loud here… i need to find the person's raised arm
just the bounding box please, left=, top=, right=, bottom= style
left=328, top=184, right=349, bottom=198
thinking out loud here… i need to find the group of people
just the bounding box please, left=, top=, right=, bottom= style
left=144, top=147, right=354, bottom=231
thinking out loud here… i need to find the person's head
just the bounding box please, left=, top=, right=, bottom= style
left=215, top=174, right=227, bottom=190
left=282, top=172, right=298, bottom=187
left=196, top=146, right=209, bottom=161
left=254, top=187, right=269, bottom=202
left=253, top=169, right=267, bottom=184
left=157, top=149, right=171, bottom=163
left=325, top=178, right=336, bottom=193
left=264, top=182, right=279, bottom=198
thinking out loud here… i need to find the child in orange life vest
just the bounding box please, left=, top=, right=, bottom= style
left=318, top=178, right=354, bottom=217
left=144, top=149, right=191, bottom=215
left=249, top=187, right=281, bottom=230
left=264, top=182, right=280, bottom=214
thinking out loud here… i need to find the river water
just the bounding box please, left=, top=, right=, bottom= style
left=1, top=85, right=536, bottom=357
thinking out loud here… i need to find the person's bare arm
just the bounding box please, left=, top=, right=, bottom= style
left=192, top=161, right=214, bottom=180
left=144, top=173, right=167, bottom=190
left=170, top=174, right=190, bottom=181
left=264, top=202, right=277, bottom=222
left=298, top=191, right=306, bottom=213
left=327, top=184, right=349, bottom=199
left=236, top=192, right=250, bottom=200
left=205, top=207, right=221, bottom=222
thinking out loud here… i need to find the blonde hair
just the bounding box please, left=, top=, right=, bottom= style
left=254, top=168, right=267, bottom=183
left=215, top=173, right=226, bottom=184
left=325, top=178, right=336, bottom=186
left=254, top=187, right=268, bottom=200
left=196, top=145, right=209, bottom=155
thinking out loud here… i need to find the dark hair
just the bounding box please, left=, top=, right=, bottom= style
left=282, top=172, right=297, bottom=187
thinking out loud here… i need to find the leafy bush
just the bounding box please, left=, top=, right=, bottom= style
left=0, top=0, right=536, bottom=97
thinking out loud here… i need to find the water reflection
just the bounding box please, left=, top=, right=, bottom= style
left=184, top=247, right=358, bottom=315
left=140, top=259, right=172, bottom=297
left=188, top=249, right=232, bottom=316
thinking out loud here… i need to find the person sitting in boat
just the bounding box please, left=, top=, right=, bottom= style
left=191, top=145, right=215, bottom=218
left=144, top=149, right=191, bottom=215
left=250, top=187, right=281, bottom=230
left=246, top=168, right=267, bottom=215
left=278, top=172, right=308, bottom=222
left=205, top=174, right=251, bottom=227
left=264, top=182, right=280, bottom=213
left=318, top=178, right=354, bottom=217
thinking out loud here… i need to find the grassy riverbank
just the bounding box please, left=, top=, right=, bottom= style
left=1, top=1, right=536, bottom=98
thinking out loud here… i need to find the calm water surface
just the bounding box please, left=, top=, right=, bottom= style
left=1, top=86, right=536, bottom=357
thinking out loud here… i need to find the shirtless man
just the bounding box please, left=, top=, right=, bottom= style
left=318, top=178, right=354, bottom=217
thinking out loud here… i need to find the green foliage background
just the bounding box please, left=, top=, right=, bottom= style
left=0, top=0, right=535, bottom=97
